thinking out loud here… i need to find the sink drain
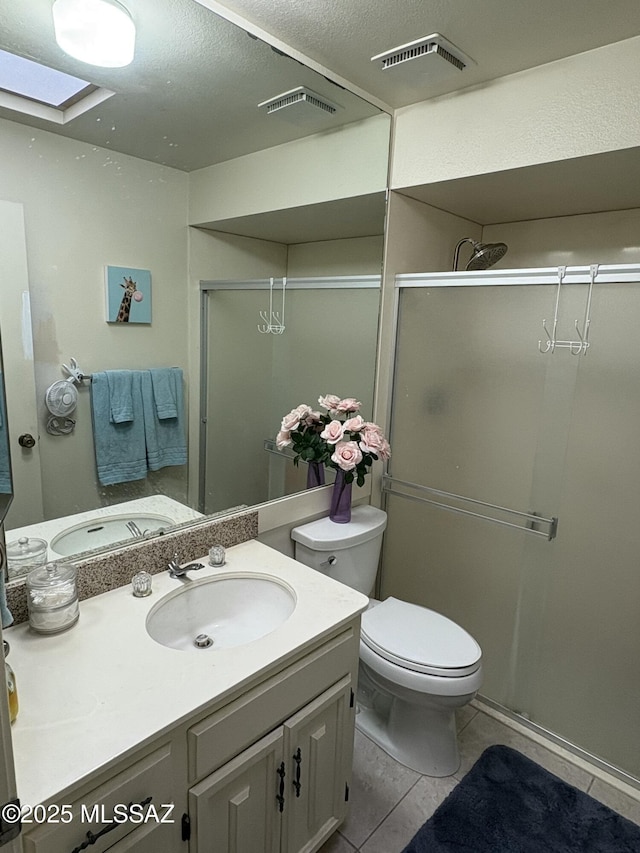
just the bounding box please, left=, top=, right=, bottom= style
left=194, top=633, right=214, bottom=649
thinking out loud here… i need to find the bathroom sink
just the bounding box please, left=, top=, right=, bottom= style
left=145, top=573, right=297, bottom=651
left=50, top=513, right=173, bottom=557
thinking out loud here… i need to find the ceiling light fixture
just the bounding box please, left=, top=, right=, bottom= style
left=52, top=0, right=136, bottom=68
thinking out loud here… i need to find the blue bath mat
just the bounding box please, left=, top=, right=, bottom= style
left=402, top=744, right=640, bottom=852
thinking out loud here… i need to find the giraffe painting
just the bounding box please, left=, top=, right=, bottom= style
left=116, top=276, right=137, bottom=323
left=106, top=266, right=152, bottom=324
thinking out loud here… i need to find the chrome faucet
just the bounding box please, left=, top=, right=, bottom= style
left=126, top=520, right=143, bottom=538
left=167, top=554, right=203, bottom=579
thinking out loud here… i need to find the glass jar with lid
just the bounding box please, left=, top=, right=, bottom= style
left=26, top=561, right=79, bottom=634
left=6, top=536, right=48, bottom=580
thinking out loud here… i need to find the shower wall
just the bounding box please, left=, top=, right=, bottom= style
left=381, top=262, right=640, bottom=780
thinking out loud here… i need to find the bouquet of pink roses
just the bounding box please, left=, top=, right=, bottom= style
left=276, top=394, right=391, bottom=487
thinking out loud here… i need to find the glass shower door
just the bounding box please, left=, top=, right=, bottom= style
left=383, top=282, right=568, bottom=704
left=522, top=281, right=640, bottom=776
left=201, top=281, right=380, bottom=515
left=383, top=270, right=640, bottom=779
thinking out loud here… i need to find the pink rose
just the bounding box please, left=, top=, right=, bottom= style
left=318, top=394, right=341, bottom=411
left=378, top=439, right=391, bottom=460
left=321, top=420, right=345, bottom=444
left=281, top=408, right=302, bottom=432
left=304, top=410, right=322, bottom=425
left=343, top=415, right=365, bottom=432
left=294, top=404, right=312, bottom=420
left=276, top=429, right=291, bottom=449
left=331, top=440, right=363, bottom=471
left=336, top=397, right=361, bottom=414
left=360, top=423, right=391, bottom=459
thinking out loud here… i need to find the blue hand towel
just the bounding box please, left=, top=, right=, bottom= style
left=141, top=368, right=187, bottom=471
left=90, top=371, right=148, bottom=486
left=149, top=368, right=178, bottom=419
left=0, top=571, right=13, bottom=628
left=106, top=370, right=134, bottom=423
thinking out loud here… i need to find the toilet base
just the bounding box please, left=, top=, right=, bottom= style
left=355, top=689, right=461, bottom=777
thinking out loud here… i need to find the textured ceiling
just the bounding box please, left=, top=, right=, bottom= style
left=0, top=0, right=379, bottom=172
left=3, top=1, right=640, bottom=174
left=2, top=1, right=640, bottom=232
left=209, top=0, right=640, bottom=108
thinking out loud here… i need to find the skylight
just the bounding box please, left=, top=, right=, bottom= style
left=0, top=49, right=114, bottom=125
left=0, top=49, right=92, bottom=107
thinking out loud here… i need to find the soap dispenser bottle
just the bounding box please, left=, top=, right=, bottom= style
left=3, top=641, right=18, bottom=723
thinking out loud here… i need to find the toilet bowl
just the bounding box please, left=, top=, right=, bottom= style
left=358, top=597, right=482, bottom=775
left=291, top=505, right=483, bottom=777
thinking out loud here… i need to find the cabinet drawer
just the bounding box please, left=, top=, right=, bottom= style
left=23, top=741, right=181, bottom=853
left=188, top=627, right=359, bottom=783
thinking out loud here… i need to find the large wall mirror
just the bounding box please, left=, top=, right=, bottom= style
left=0, top=0, right=390, bottom=570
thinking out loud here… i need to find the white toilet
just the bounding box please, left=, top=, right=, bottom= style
left=291, top=505, right=482, bottom=777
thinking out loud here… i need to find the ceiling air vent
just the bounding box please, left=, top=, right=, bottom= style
left=258, top=87, right=339, bottom=121
left=371, top=33, right=474, bottom=82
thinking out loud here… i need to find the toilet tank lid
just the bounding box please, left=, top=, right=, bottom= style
left=291, top=505, right=387, bottom=550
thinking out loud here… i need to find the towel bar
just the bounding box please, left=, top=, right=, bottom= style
left=382, top=475, right=558, bottom=540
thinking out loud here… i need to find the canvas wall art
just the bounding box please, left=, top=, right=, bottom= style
left=105, top=265, right=152, bottom=324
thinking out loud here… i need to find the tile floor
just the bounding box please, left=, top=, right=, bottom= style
left=319, top=701, right=640, bottom=852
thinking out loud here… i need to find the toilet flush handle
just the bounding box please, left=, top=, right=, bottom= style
left=320, top=556, right=337, bottom=567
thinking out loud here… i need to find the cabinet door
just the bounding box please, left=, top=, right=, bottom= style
left=189, top=728, right=284, bottom=853
left=282, top=675, right=353, bottom=853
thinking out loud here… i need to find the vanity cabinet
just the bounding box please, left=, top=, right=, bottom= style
left=189, top=676, right=353, bottom=853
left=186, top=626, right=359, bottom=852
left=20, top=622, right=360, bottom=853
left=21, top=740, right=187, bottom=853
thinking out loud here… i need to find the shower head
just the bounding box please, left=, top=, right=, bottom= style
left=453, top=238, right=508, bottom=271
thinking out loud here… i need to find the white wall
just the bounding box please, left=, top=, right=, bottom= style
left=483, top=208, right=640, bottom=268
left=0, top=118, right=190, bottom=525
left=188, top=114, right=390, bottom=225
left=391, top=35, right=640, bottom=188
left=287, top=236, right=383, bottom=277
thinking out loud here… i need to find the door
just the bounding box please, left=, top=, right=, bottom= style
left=0, top=201, right=43, bottom=529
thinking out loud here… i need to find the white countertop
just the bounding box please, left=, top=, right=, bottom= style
left=5, top=540, right=368, bottom=808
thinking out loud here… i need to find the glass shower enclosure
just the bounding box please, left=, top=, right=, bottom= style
left=199, top=277, right=380, bottom=515
left=382, top=263, right=640, bottom=782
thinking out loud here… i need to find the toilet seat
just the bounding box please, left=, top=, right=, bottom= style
left=361, top=597, right=481, bottom=677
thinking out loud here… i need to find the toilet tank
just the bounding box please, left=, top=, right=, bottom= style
left=291, top=505, right=387, bottom=596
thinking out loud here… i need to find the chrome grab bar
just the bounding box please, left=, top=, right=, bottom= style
left=263, top=438, right=295, bottom=460
left=382, top=475, right=558, bottom=540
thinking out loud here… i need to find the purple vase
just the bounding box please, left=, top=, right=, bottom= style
left=329, top=470, right=352, bottom=523
left=306, top=461, right=326, bottom=489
